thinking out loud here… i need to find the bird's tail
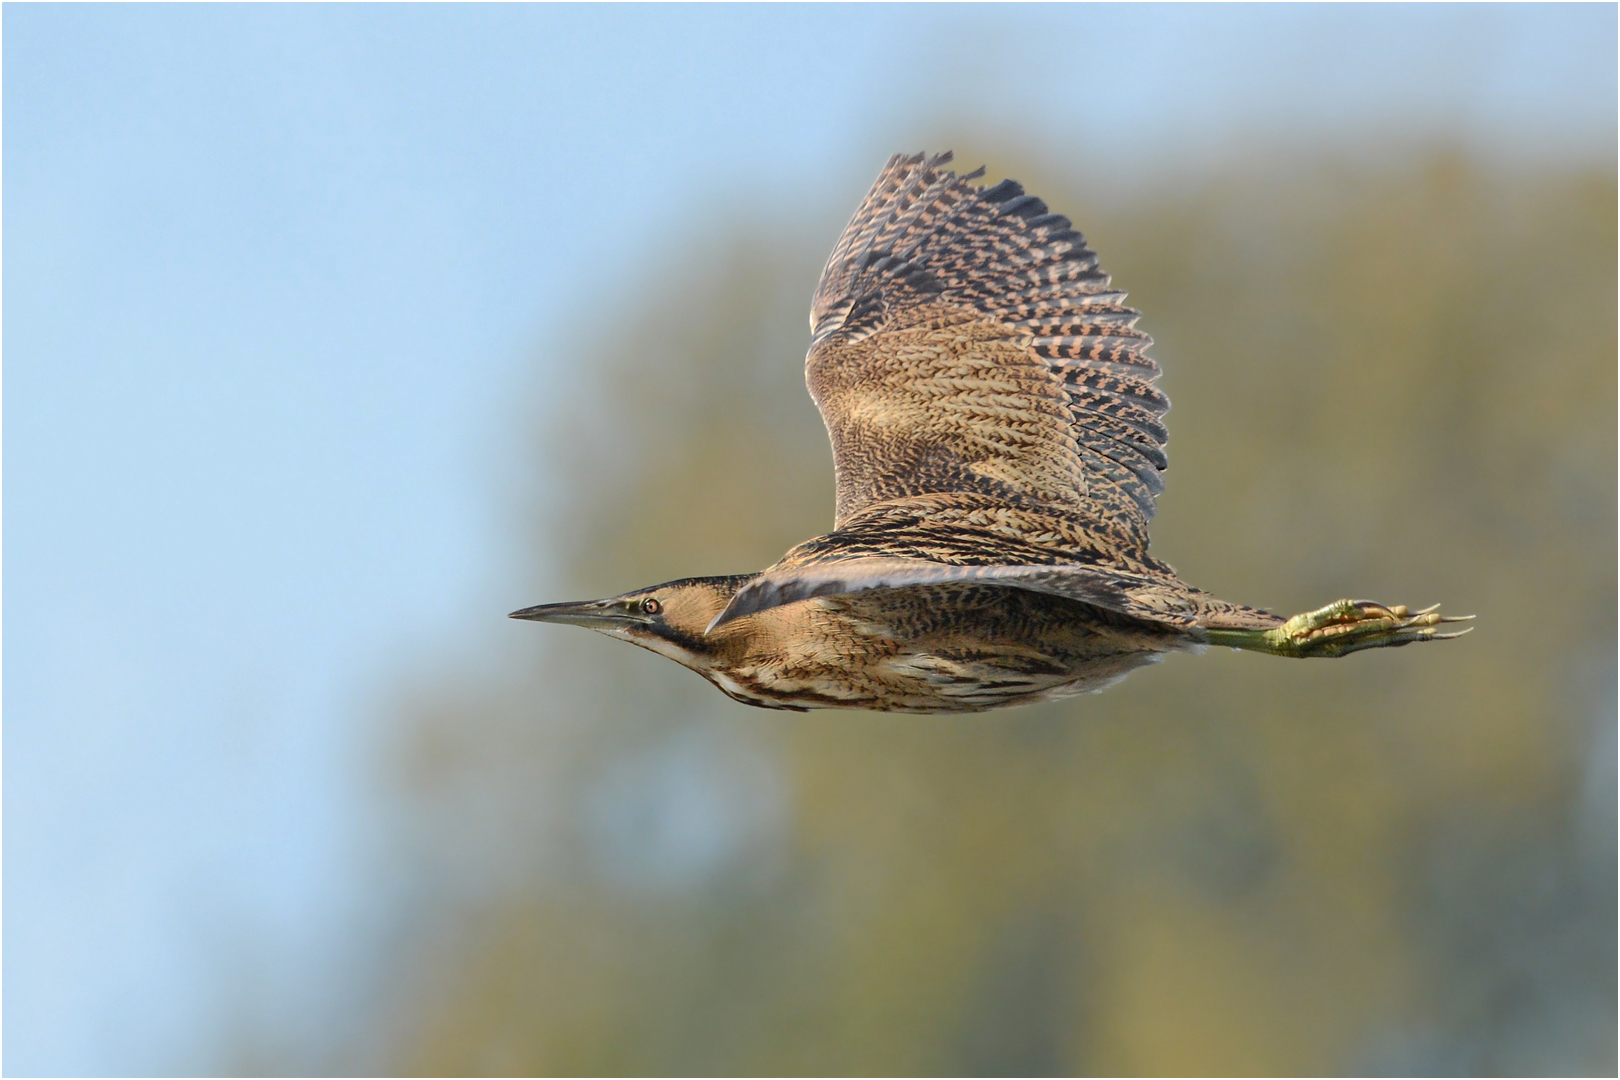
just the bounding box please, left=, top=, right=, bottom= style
left=1187, top=593, right=1285, bottom=632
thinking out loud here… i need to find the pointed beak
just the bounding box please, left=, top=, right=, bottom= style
left=508, top=597, right=641, bottom=630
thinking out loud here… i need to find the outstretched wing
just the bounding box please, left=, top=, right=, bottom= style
left=806, top=151, right=1169, bottom=552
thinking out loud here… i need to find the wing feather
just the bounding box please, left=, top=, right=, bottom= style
left=708, top=557, right=1189, bottom=632
left=708, top=494, right=1282, bottom=634
left=806, top=152, right=1170, bottom=550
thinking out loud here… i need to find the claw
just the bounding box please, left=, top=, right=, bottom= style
left=1207, top=598, right=1474, bottom=658
left=1270, top=597, right=1476, bottom=657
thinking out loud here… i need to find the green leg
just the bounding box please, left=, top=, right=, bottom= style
left=1203, top=599, right=1473, bottom=658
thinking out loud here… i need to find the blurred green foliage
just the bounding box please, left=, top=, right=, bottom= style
left=368, top=149, right=1615, bottom=1076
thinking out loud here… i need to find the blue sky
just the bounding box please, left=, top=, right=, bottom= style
left=5, top=4, right=1615, bottom=1074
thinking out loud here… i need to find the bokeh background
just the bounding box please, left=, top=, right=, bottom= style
left=6, top=5, right=1616, bottom=1076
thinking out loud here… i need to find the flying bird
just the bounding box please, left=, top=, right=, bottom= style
left=512, top=152, right=1470, bottom=713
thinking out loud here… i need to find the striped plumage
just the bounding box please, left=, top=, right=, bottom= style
left=513, top=152, right=1469, bottom=713
left=809, top=153, right=1166, bottom=541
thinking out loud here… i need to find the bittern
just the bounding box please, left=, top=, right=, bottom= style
left=512, top=152, right=1470, bottom=713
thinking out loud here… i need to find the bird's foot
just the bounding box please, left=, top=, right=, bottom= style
left=1207, top=599, right=1473, bottom=658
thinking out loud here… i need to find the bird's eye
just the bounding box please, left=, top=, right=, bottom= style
left=641, top=597, right=662, bottom=615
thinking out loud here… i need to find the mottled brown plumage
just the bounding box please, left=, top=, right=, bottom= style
left=513, top=151, right=1469, bottom=713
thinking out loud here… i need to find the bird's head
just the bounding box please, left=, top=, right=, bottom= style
left=509, top=575, right=754, bottom=672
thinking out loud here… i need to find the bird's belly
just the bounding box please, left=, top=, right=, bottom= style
left=711, top=585, right=1193, bottom=714
left=729, top=622, right=1185, bottom=715
left=717, top=646, right=1170, bottom=714
left=869, top=646, right=1168, bottom=712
